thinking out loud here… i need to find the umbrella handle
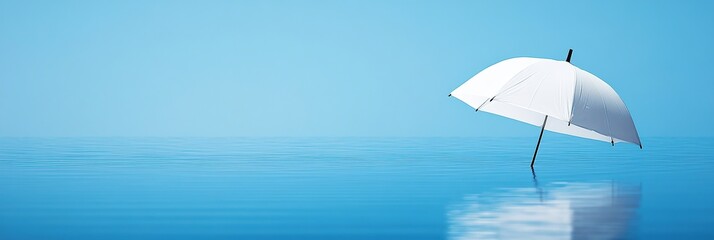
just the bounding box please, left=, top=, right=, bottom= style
left=531, top=115, right=548, bottom=168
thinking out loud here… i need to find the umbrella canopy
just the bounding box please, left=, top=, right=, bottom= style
left=450, top=50, right=641, bottom=166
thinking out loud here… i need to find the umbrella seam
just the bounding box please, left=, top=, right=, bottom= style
left=527, top=71, right=548, bottom=109
left=597, top=83, right=614, bottom=145
left=492, top=60, right=546, bottom=101
left=569, top=66, right=578, bottom=124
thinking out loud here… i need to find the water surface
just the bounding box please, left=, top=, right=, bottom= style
left=1, top=137, right=712, bottom=239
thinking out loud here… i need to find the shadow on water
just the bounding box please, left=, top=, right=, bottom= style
left=448, top=170, right=641, bottom=240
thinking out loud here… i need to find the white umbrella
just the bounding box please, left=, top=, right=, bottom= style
left=450, top=50, right=641, bottom=167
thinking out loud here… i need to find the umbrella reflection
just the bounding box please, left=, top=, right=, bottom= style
left=448, top=181, right=640, bottom=240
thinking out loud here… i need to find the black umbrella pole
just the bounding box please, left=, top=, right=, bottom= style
left=531, top=115, right=548, bottom=168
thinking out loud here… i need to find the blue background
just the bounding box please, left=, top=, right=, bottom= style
left=2, top=2, right=714, bottom=239
left=1, top=1, right=712, bottom=137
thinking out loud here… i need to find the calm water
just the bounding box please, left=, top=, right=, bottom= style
left=1, top=137, right=713, bottom=239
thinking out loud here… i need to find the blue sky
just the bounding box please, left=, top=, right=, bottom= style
left=1, top=1, right=712, bottom=137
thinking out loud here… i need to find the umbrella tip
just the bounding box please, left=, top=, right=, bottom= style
left=566, top=49, right=573, bottom=63
left=448, top=94, right=451, bottom=97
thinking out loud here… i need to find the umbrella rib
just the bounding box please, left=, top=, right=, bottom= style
left=493, top=71, right=538, bottom=101
left=526, top=72, right=548, bottom=109
left=597, top=83, right=615, bottom=146
left=490, top=62, right=542, bottom=102
left=474, top=98, right=490, bottom=112
left=568, top=67, right=579, bottom=126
